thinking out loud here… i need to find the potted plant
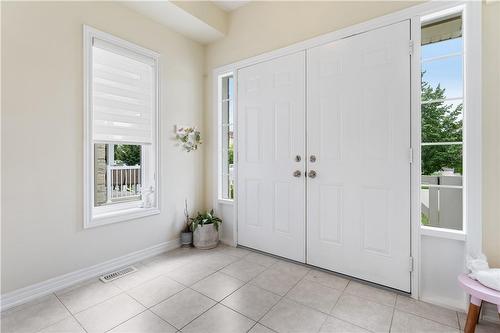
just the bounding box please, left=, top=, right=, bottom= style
left=191, top=209, right=222, bottom=249
left=180, top=199, right=192, bottom=247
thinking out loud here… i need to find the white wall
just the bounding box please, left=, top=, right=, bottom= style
left=482, top=1, right=500, bottom=268
left=420, top=236, right=466, bottom=309
left=1, top=1, right=205, bottom=293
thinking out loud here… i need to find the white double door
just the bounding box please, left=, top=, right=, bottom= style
left=237, top=21, right=411, bottom=292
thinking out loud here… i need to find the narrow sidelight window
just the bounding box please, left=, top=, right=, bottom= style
left=420, top=14, right=464, bottom=231
left=218, top=74, right=235, bottom=201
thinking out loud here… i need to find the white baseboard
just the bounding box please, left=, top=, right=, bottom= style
left=419, top=294, right=467, bottom=312
left=0, top=238, right=180, bottom=312
left=220, top=238, right=237, bottom=247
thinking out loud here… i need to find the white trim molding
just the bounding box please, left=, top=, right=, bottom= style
left=421, top=226, right=467, bottom=241
left=461, top=1, right=482, bottom=257
left=0, top=239, right=180, bottom=312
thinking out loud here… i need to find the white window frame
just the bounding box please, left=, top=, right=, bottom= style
left=83, top=25, right=160, bottom=228
left=217, top=72, right=235, bottom=203
left=416, top=3, right=481, bottom=250
left=419, top=8, right=465, bottom=233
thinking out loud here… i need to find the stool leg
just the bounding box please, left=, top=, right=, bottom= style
left=464, top=300, right=482, bottom=333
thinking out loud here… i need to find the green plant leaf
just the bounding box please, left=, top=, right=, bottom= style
left=189, top=209, right=222, bottom=231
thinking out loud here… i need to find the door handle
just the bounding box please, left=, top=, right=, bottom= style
left=293, top=170, right=302, bottom=178
left=308, top=170, right=317, bottom=178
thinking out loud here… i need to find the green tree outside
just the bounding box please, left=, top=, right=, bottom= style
left=421, top=73, right=463, bottom=176
left=114, top=145, right=141, bottom=166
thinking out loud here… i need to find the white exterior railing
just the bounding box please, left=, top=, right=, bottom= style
left=421, top=174, right=463, bottom=230
left=107, top=165, right=141, bottom=202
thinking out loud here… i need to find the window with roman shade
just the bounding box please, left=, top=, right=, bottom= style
left=92, top=38, right=155, bottom=145
left=84, top=26, right=160, bottom=228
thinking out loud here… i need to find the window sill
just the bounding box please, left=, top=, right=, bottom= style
left=85, top=207, right=160, bottom=229
left=218, top=199, right=234, bottom=205
left=420, top=225, right=466, bottom=241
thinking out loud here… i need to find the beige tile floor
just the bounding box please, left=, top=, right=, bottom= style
left=2, top=245, right=500, bottom=333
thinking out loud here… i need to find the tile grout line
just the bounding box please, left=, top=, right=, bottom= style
left=5, top=249, right=262, bottom=333
left=328, top=313, right=378, bottom=333
left=51, top=254, right=193, bottom=318
left=103, top=308, right=150, bottom=333
left=388, top=302, right=397, bottom=333
left=167, top=250, right=257, bottom=331
left=148, top=309, right=180, bottom=331
left=144, top=253, right=247, bottom=331
left=179, top=254, right=279, bottom=330
left=252, top=264, right=316, bottom=331
left=13, top=247, right=469, bottom=333
left=329, top=280, right=380, bottom=333
left=52, top=292, right=89, bottom=333
left=226, top=258, right=358, bottom=332
left=211, top=257, right=287, bottom=332
left=104, top=249, right=250, bottom=332
left=117, top=283, right=189, bottom=332
left=57, top=284, right=125, bottom=315
left=393, top=307, right=462, bottom=330
left=177, top=300, right=219, bottom=331
left=317, top=280, right=349, bottom=332
left=174, top=253, right=292, bottom=332
left=60, top=250, right=245, bottom=332
left=114, top=247, right=216, bottom=291
left=392, top=295, right=462, bottom=331
left=246, top=322, right=259, bottom=333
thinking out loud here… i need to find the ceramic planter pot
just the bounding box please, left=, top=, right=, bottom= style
left=193, top=224, right=219, bottom=249
left=180, top=231, right=192, bottom=247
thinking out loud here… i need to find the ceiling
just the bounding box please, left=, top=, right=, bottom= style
left=121, top=1, right=251, bottom=44
left=122, top=1, right=225, bottom=44
left=212, top=1, right=250, bottom=12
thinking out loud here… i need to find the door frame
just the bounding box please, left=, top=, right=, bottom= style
left=212, top=0, right=482, bottom=302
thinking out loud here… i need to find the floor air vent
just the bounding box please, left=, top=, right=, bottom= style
left=100, top=266, right=137, bottom=283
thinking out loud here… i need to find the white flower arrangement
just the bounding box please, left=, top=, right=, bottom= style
left=175, top=126, right=202, bottom=152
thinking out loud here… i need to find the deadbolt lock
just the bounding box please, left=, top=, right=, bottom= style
left=310, top=155, right=317, bottom=163
left=295, top=155, right=301, bottom=162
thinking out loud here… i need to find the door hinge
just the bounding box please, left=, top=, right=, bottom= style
left=409, top=40, right=414, bottom=55
left=409, top=256, right=414, bottom=272
left=409, top=147, right=413, bottom=164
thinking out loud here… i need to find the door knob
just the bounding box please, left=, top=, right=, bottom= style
left=293, top=170, right=302, bottom=178
left=308, top=170, right=317, bottom=178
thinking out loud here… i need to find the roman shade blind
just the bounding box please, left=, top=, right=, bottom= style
left=92, top=37, right=156, bottom=145
left=421, top=15, right=462, bottom=46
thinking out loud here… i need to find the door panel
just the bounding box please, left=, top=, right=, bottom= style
left=306, top=21, right=411, bottom=292
left=237, top=52, right=306, bottom=262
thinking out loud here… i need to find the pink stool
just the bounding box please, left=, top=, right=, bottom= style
left=458, top=273, right=500, bottom=333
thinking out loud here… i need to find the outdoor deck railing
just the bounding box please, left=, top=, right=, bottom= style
left=107, top=165, right=141, bottom=202
left=421, top=174, right=463, bottom=230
